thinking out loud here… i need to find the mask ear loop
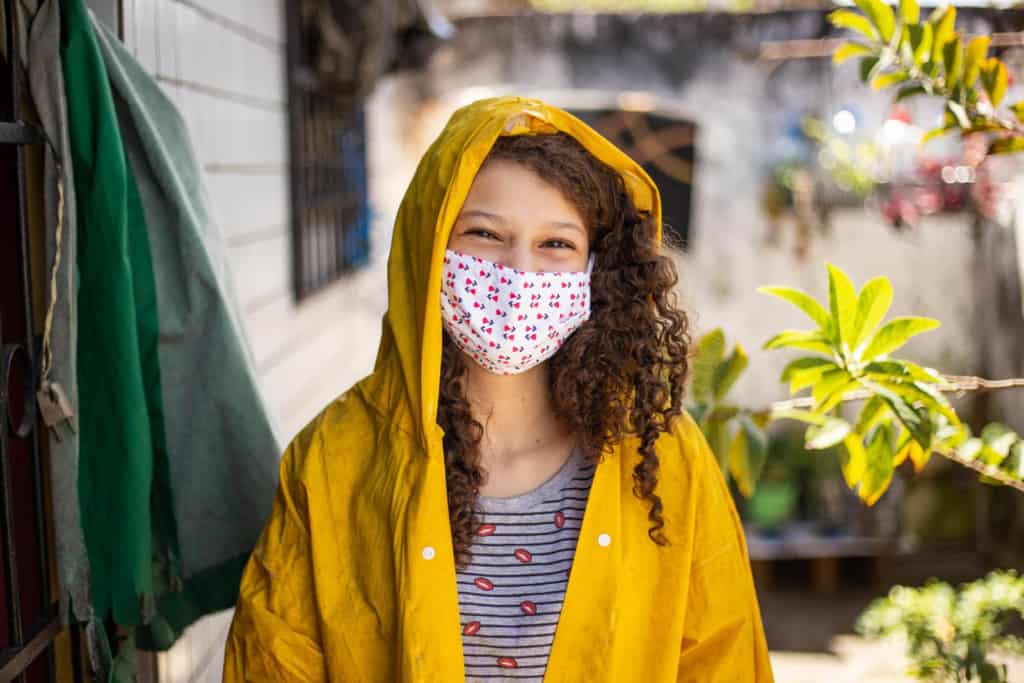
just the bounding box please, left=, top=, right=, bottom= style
left=585, top=252, right=596, bottom=275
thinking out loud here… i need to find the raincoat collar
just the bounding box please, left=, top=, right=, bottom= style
left=369, top=96, right=662, bottom=456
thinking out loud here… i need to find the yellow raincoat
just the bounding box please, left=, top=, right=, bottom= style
left=224, top=96, right=774, bottom=682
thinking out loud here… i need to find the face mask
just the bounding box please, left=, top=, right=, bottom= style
left=440, top=248, right=594, bottom=375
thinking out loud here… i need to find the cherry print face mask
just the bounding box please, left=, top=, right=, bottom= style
left=440, top=248, right=594, bottom=375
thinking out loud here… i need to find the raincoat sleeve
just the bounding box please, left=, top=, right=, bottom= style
left=677, top=421, right=775, bottom=682
left=224, top=433, right=327, bottom=682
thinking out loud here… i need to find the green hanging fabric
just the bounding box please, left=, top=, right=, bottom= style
left=60, top=0, right=178, bottom=632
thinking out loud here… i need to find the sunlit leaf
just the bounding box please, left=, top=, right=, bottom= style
left=860, top=423, right=896, bottom=505
left=772, top=407, right=826, bottom=426
left=763, top=330, right=835, bottom=356
left=855, top=0, right=895, bottom=43
left=851, top=276, right=893, bottom=354
left=756, top=285, right=833, bottom=332
left=928, top=5, right=956, bottom=66
left=942, top=36, right=963, bottom=92
left=828, top=9, right=880, bottom=41
left=806, top=416, right=853, bottom=450
left=855, top=394, right=889, bottom=434
left=963, top=36, right=990, bottom=88
left=1012, top=103, right=1024, bottom=124
left=907, top=23, right=932, bottom=63
left=989, top=136, right=1024, bottom=155
left=730, top=415, right=768, bottom=498
left=980, top=57, right=1008, bottom=107
left=947, top=101, right=970, bottom=129
left=895, top=431, right=929, bottom=471
left=899, top=0, right=919, bottom=25
left=827, top=263, right=858, bottom=356
left=872, top=69, right=910, bottom=91
left=841, top=433, right=869, bottom=487
left=834, top=42, right=875, bottom=64
left=895, top=84, right=928, bottom=102
left=691, top=328, right=725, bottom=402
left=862, top=379, right=934, bottom=450
left=861, top=56, right=882, bottom=84
left=813, top=368, right=854, bottom=406
left=980, top=422, right=1016, bottom=465
left=781, top=357, right=839, bottom=393
left=921, top=124, right=957, bottom=144
left=713, top=343, right=748, bottom=401
left=861, top=316, right=940, bottom=360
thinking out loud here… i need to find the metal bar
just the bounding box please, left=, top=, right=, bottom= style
left=0, top=123, right=42, bottom=146
left=0, top=611, right=59, bottom=683
left=1, top=0, right=26, bottom=669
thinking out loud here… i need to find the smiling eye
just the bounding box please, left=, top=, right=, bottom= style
left=466, top=228, right=499, bottom=240
left=543, top=239, right=575, bottom=250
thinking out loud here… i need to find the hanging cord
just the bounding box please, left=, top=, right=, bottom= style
left=38, top=169, right=63, bottom=385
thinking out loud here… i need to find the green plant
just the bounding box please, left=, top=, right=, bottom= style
left=687, top=329, right=769, bottom=497
left=829, top=0, right=1024, bottom=154
left=759, top=263, right=1024, bottom=504
left=686, top=263, right=1024, bottom=503
left=856, top=570, right=1024, bottom=682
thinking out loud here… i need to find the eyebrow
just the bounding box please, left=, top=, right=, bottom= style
left=457, top=209, right=587, bottom=235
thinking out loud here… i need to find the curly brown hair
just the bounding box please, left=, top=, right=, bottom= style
left=437, top=131, right=692, bottom=568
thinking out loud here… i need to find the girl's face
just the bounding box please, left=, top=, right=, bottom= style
left=447, top=159, right=591, bottom=273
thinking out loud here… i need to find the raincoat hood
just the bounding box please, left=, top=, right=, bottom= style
left=224, top=96, right=773, bottom=683
left=374, top=95, right=661, bottom=453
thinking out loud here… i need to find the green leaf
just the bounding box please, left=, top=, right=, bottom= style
left=851, top=276, right=893, bottom=354
left=763, top=330, right=835, bottom=356
left=860, top=56, right=881, bottom=84
left=816, top=377, right=860, bottom=415
left=771, top=407, right=826, bottom=426
left=691, top=328, right=726, bottom=402
left=894, top=84, right=928, bottom=102
left=928, top=5, right=956, bottom=66
left=855, top=0, right=895, bottom=43
left=860, top=423, right=896, bottom=505
left=894, top=432, right=929, bottom=471
left=921, top=124, right=957, bottom=143
left=980, top=422, right=1017, bottom=464
left=860, top=316, right=940, bottom=360
left=963, top=36, right=990, bottom=88
left=981, top=58, right=1008, bottom=107
left=756, top=286, right=833, bottom=332
left=704, top=418, right=731, bottom=475
left=729, top=415, right=768, bottom=498
left=863, top=377, right=959, bottom=426
left=871, top=69, right=910, bottom=91
left=960, top=436, right=984, bottom=461
left=1002, top=441, right=1024, bottom=480
left=828, top=9, right=879, bottom=41
left=989, top=136, right=1024, bottom=155
left=834, top=42, right=875, bottom=64
left=1012, top=102, right=1024, bottom=124
left=806, top=416, right=853, bottom=450
left=947, top=100, right=970, bottom=129
left=942, top=35, right=963, bottom=92
left=812, top=368, right=854, bottom=406
left=841, top=433, right=869, bottom=487
left=862, top=379, right=934, bottom=450
left=827, top=263, right=858, bottom=355
left=713, top=343, right=749, bottom=401
left=855, top=395, right=889, bottom=434
left=907, top=23, right=932, bottom=63
left=899, top=0, right=919, bottom=25
left=781, top=357, right=839, bottom=393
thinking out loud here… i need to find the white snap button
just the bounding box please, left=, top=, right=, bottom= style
left=598, top=533, right=611, bottom=547
left=422, top=546, right=436, bottom=560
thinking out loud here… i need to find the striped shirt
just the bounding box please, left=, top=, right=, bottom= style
left=457, top=446, right=595, bottom=682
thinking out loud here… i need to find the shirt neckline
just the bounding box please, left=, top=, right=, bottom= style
left=478, top=445, right=585, bottom=513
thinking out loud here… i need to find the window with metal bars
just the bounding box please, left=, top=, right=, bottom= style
left=285, top=5, right=371, bottom=302
left=570, top=107, right=695, bottom=250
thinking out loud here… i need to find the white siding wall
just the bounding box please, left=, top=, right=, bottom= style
left=119, top=2, right=414, bottom=680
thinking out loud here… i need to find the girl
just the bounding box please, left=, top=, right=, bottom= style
left=224, top=95, right=773, bottom=682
